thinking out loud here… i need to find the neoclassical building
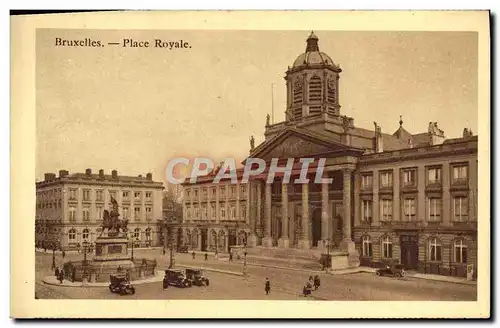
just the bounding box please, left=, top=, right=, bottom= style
left=181, top=32, right=478, bottom=278
left=35, top=169, right=164, bottom=250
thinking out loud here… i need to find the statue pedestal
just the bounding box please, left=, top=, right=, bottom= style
left=94, top=237, right=131, bottom=262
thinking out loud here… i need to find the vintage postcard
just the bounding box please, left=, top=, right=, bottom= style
left=11, top=11, right=490, bottom=318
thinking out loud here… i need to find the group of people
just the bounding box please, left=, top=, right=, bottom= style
left=303, top=275, right=321, bottom=297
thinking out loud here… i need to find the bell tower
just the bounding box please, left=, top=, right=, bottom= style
left=284, top=32, right=342, bottom=122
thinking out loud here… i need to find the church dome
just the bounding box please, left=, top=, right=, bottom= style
left=292, top=31, right=339, bottom=69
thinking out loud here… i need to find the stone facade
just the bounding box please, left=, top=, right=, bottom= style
left=179, top=32, right=478, bottom=278
left=35, top=169, right=164, bottom=250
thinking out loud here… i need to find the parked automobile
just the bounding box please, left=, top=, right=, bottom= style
left=164, top=269, right=192, bottom=288
left=109, top=274, right=136, bottom=295
left=185, top=268, right=210, bottom=286
left=375, top=264, right=406, bottom=278
left=177, top=245, right=189, bottom=253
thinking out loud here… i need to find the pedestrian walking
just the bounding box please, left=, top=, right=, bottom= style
left=62, top=250, right=66, bottom=259
left=192, top=251, right=196, bottom=259
left=162, top=273, right=169, bottom=290
left=265, top=278, right=271, bottom=295
left=314, top=275, right=321, bottom=290
left=58, top=270, right=64, bottom=284
left=163, top=247, right=166, bottom=255
left=229, top=252, right=233, bottom=262
left=55, top=266, right=60, bottom=278
left=204, top=253, right=208, bottom=261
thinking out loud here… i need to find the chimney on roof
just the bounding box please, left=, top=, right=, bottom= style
left=373, top=122, right=383, bottom=153
left=99, top=169, right=104, bottom=178
left=112, top=170, right=118, bottom=179
left=85, top=168, right=92, bottom=176
left=428, top=122, right=445, bottom=146
left=44, top=173, right=55, bottom=181
left=146, top=173, right=152, bottom=181
left=59, top=170, right=69, bottom=178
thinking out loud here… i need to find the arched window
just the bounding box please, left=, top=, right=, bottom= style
left=454, top=239, right=468, bottom=263
left=82, top=228, right=89, bottom=241
left=145, top=228, right=152, bottom=241
left=428, top=238, right=442, bottom=261
left=192, top=229, right=199, bottom=248
left=218, top=230, right=226, bottom=252
left=362, top=235, right=373, bottom=257
left=308, top=75, right=322, bottom=102
left=134, top=228, right=141, bottom=240
left=211, top=229, right=217, bottom=248
left=241, top=205, right=246, bottom=219
left=381, top=235, right=393, bottom=259
left=221, top=207, right=226, bottom=219
left=68, top=228, right=76, bottom=240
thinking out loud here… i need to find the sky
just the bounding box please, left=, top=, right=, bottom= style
left=36, top=29, right=478, bottom=184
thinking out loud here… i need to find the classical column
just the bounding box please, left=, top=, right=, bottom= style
left=262, top=183, right=273, bottom=247
left=340, top=169, right=355, bottom=253
left=298, top=183, right=310, bottom=249
left=278, top=181, right=289, bottom=248
left=236, top=183, right=241, bottom=222
left=247, top=181, right=257, bottom=247
left=320, top=181, right=329, bottom=248
left=256, top=182, right=262, bottom=239
left=215, top=186, right=220, bottom=224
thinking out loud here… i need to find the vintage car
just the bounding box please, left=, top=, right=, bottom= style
left=164, top=269, right=192, bottom=288
left=177, top=245, right=189, bottom=253
left=375, top=264, right=406, bottom=278
left=185, top=268, right=210, bottom=286
left=109, top=274, right=135, bottom=295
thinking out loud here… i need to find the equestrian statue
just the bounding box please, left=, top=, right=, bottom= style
left=100, top=196, right=129, bottom=237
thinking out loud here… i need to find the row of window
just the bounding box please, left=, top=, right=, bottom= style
left=185, top=185, right=247, bottom=200
left=361, top=164, right=470, bottom=190
left=184, top=229, right=228, bottom=249
left=67, top=227, right=153, bottom=241
left=67, top=206, right=154, bottom=221
left=68, top=189, right=153, bottom=202
left=361, top=196, right=470, bottom=222
left=361, top=236, right=469, bottom=264
left=186, top=204, right=247, bottom=220
left=37, top=188, right=62, bottom=200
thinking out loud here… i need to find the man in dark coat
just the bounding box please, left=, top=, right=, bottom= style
left=163, top=273, right=169, bottom=290
left=62, top=250, right=66, bottom=259
left=204, top=253, right=208, bottom=261
left=58, top=270, right=64, bottom=284
left=55, top=266, right=60, bottom=278
left=192, top=251, right=195, bottom=259
left=265, top=278, right=271, bottom=295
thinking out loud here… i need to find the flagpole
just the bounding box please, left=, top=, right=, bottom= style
left=271, top=83, right=275, bottom=124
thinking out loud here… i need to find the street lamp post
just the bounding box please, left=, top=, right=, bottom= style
left=51, top=247, right=56, bottom=270
left=131, top=239, right=134, bottom=261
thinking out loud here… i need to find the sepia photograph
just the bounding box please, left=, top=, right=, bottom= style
left=10, top=10, right=490, bottom=318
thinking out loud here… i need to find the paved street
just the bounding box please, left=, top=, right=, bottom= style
left=35, top=249, right=477, bottom=301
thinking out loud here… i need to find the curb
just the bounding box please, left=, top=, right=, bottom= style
left=176, top=264, right=243, bottom=277
left=42, top=274, right=163, bottom=288
left=406, top=274, right=477, bottom=286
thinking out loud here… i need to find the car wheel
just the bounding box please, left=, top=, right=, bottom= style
left=206, top=280, right=209, bottom=286
left=375, top=271, right=381, bottom=276
left=394, top=273, right=402, bottom=278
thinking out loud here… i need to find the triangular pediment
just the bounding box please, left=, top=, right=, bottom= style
left=248, top=128, right=360, bottom=161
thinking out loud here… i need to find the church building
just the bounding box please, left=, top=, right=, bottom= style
left=180, top=32, right=478, bottom=278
